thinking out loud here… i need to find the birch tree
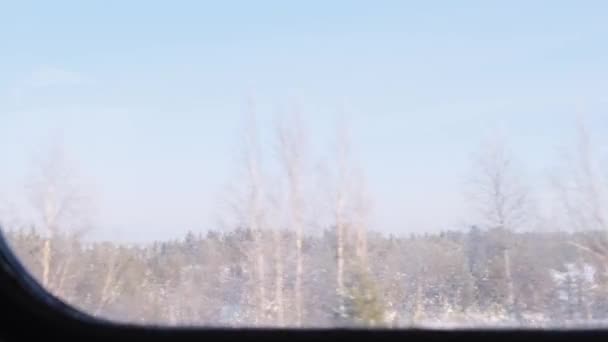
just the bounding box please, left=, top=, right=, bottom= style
left=352, top=170, right=372, bottom=270
left=334, top=123, right=352, bottom=314
left=222, top=99, right=271, bottom=325
left=26, top=141, right=93, bottom=296
left=553, top=115, right=608, bottom=315
left=270, top=210, right=285, bottom=326
left=555, top=116, right=608, bottom=234
left=276, top=109, right=308, bottom=326
left=24, top=140, right=127, bottom=317
left=324, top=119, right=381, bottom=325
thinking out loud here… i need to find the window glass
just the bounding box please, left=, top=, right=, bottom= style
left=1, top=1, right=608, bottom=328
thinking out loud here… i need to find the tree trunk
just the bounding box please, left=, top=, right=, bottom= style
left=503, top=248, right=516, bottom=317
left=273, top=228, right=285, bottom=326
left=295, top=226, right=303, bottom=326
left=356, top=222, right=368, bottom=270
left=95, top=256, right=117, bottom=315
left=291, top=180, right=304, bottom=326
left=413, top=280, right=423, bottom=324
left=54, top=256, right=72, bottom=299
left=336, top=198, right=345, bottom=302
left=254, top=229, right=266, bottom=325
left=41, top=238, right=52, bottom=288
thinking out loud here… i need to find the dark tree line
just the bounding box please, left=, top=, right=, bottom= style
left=3, top=225, right=608, bottom=328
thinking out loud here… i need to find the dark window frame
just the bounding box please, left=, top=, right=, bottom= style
left=0, top=230, right=605, bottom=341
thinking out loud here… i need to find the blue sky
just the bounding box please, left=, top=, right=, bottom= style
left=1, top=1, right=608, bottom=242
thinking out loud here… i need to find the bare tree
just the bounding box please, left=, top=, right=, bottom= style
left=94, top=244, right=131, bottom=316
left=467, top=138, right=529, bottom=231
left=271, top=213, right=285, bottom=326
left=334, top=123, right=351, bottom=307
left=26, top=140, right=93, bottom=294
left=467, top=136, right=530, bottom=318
left=324, top=118, right=376, bottom=322
left=276, top=108, right=308, bottom=326
left=351, top=168, right=372, bottom=270
left=223, top=99, right=271, bottom=325
left=553, top=114, right=608, bottom=306
left=555, top=115, right=608, bottom=234
left=19, top=138, right=131, bottom=317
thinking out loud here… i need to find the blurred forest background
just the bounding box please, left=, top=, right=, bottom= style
left=2, top=113, right=608, bottom=328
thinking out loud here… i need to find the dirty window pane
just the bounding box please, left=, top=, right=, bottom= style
left=1, top=1, right=608, bottom=328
